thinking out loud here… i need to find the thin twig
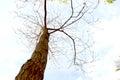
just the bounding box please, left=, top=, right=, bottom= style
left=59, top=30, right=77, bottom=64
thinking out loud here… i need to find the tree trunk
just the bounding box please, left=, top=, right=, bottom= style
left=15, top=27, right=49, bottom=80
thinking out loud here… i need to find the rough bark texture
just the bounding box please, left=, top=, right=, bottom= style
left=15, top=27, right=49, bottom=80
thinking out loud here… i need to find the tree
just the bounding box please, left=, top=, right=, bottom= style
left=15, top=0, right=98, bottom=80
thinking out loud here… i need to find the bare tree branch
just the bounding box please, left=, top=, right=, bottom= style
left=59, top=30, right=77, bottom=64
left=48, top=1, right=88, bottom=34
left=44, top=0, right=47, bottom=28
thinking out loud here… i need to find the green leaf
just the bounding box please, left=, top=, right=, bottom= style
left=116, top=68, right=120, bottom=71
left=106, top=0, right=115, bottom=4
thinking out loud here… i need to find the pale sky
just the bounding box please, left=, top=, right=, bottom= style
left=0, top=0, right=120, bottom=80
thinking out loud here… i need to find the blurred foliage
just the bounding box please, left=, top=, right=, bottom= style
left=116, top=68, right=120, bottom=71
left=49, top=0, right=68, bottom=3
left=50, top=0, right=115, bottom=4
left=106, top=0, right=115, bottom=4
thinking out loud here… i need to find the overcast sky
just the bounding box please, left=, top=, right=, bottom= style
left=0, top=0, right=120, bottom=80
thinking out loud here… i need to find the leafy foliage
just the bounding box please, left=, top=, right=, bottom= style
left=116, top=68, right=120, bottom=71
left=106, top=0, right=115, bottom=4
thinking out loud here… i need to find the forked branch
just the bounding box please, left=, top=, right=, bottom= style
left=48, top=0, right=87, bottom=34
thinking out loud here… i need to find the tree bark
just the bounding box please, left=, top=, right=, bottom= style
left=15, top=27, right=49, bottom=80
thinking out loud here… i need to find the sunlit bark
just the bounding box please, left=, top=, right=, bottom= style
left=15, top=27, right=49, bottom=80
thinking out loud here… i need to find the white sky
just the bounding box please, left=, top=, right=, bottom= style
left=0, top=0, right=120, bottom=80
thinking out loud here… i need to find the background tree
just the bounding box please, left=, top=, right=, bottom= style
left=15, top=0, right=98, bottom=80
